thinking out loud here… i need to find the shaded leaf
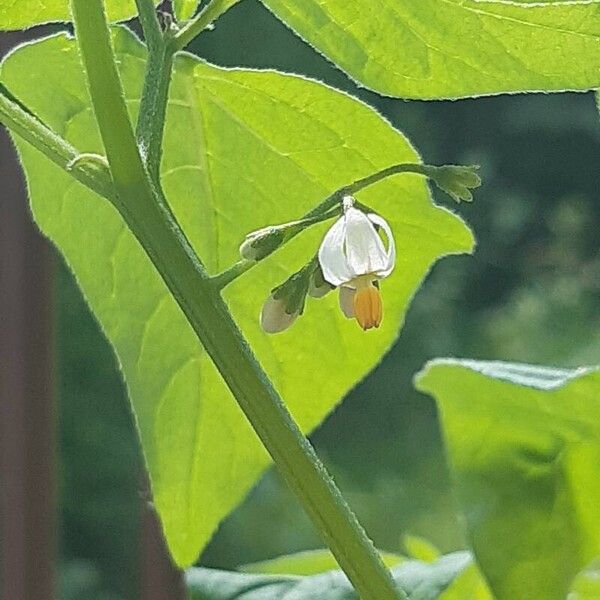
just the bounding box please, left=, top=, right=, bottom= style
left=416, top=359, right=600, bottom=600
left=1, top=27, right=473, bottom=566
left=187, top=552, right=475, bottom=599
left=261, top=0, right=600, bottom=99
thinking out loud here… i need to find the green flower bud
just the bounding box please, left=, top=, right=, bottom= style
left=272, top=269, right=310, bottom=316
left=260, top=266, right=312, bottom=334
left=308, top=264, right=334, bottom=298
left=260, top=296, right=300, bottom=334
left=239, top=227, right=286, bottom=261
left=430, top=165, right=481, bottom=203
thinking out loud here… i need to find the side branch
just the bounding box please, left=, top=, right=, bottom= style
left=135, top=0, right=175, bottom=181
left=172, top=0, right=242, bottom=51
left=0, top=86, right=114, bottom=201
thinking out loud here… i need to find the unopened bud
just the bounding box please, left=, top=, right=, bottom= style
left=308, top=264, right=334, bottom=298
left=430, top=165, right=481, bottom=203
left=239, top=227, right=285, bottom=261
left=260, top=296, right=299, bottom=333
left=260, top=266, right=312, bottom=334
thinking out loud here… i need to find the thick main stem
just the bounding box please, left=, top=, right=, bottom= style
left=69, top=1, right=403, bottom=598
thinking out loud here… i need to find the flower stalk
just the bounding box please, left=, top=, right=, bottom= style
left=213, top=162, right=480, bottom=291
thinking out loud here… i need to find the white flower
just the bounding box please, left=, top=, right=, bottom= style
left=318, top=196, right=395, bottom=330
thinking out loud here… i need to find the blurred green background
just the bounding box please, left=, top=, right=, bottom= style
left=55, top=1, right=600, bottom=597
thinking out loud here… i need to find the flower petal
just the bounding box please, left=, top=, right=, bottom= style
left=344, top=207, right=389, bottom=277
left=367, top=213, right=396, bottom=278
left=318, top=215, right=354, bottom=287
left=338, top=286, right=355, bottom=318
left=260, top=296, right=299, bottom=333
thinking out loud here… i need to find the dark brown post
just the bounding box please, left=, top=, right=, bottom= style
left=140, top=494, right=187, bottom=600
left=0, top=31, right=56, bottom=600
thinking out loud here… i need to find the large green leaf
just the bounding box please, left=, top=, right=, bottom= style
left=1, top=27, right=472, bottom=566
left=261, top=0, right=600, bottom=99
left=0, top=0, right=147, bottom=30
left=187, top=552, right=478, bottom=599
left=416, top=359, right=600, bottom=600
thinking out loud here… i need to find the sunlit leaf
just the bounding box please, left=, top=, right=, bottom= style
left=570, top=560, right=600, bottom=599
left=1, top=27, right=473, bottom=566
left=173, top=0, right=197, bottom=22
left=403, top=535, right=440, bottom=563
left=0, top=0, right=151, bottom=30
left=261, top=0, right=600, bottom=99
left=416, top=359, right=600, bottom=600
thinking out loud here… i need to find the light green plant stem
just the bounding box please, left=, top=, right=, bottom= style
left=173, top=0, right=242, bottom=51
left=135, top=0, right=175, bottom=181
left=68, top=1, right=403, bottom=598
left=214, top=207, right=341, bottom=288
left=213, top=162, right=437, bottom=289
left=0, top=86, right=114, bottom=200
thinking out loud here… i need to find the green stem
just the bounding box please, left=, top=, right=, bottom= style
left=135, top=0, right=175, bottom=181
left=135, top=0, right=162, bottom=52
left=69, top=1, right=403, bottom=598
left=214, top=162, right=436, bottom=289
left=213, top=207, right=341, bottom=288
left=173, top=0, right=242, bottom=51
left=70, top=0, right=149, bottom=199
left=0, top=85, right=114, bottom=201
left=212, top=259, right=254, bottom=289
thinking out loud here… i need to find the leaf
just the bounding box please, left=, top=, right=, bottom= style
left=1, top=27, right=473, bottom=566
left=0, top=0, right=150, bottom=30
left=187, top=552, right=475, bottom=599
left=241, top=549, right=403, bottom=576
left=415, top=359, right=600, bottom=600
left=403, top=535, right=440, bottom=563
left=174, top=0, right=241, bottom=26
left=260, top=0, right=600, bottom=99
left=174, top=0, right=198, bottom=22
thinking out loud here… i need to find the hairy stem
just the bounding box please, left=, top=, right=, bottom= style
left=69, top=1, right=403, bottom=598
left=135, top=0, right=163, bottom=52
left=135, top=0, right=175, bottom=181
left=173, top=0, right=242, bottom=51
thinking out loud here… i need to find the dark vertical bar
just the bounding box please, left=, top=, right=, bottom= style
left=140, top=492, right=186, bottom=600
left=0, top=31, right=56, bottom=600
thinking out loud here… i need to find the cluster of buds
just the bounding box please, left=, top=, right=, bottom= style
left=428, top=165, right=481, bottom=203
left=259, top=196, right=395, bottom=333
left=260, top=261, right=328, bottom=333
